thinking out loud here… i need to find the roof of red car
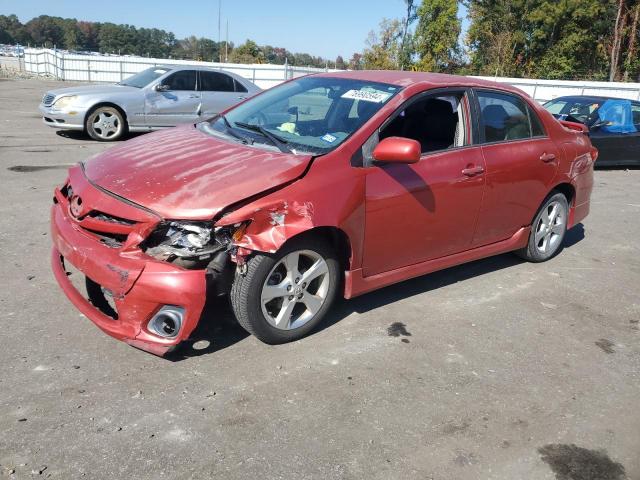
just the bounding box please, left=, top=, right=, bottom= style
left=314, top=70, right=526, bottom=96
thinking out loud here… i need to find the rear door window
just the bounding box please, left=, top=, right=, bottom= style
left=199, top=71, right=235, bottom=92
left=528, top=107, right=546, bottom=137
left=477, top=91, right=532, bottom=142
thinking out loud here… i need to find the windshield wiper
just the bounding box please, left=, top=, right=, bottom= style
left=219, top=115, right=253, bottom=144
left=234, top=121, right=292, bottom=154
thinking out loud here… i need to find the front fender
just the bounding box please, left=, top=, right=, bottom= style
left=216, top=155, right=367, bottom=270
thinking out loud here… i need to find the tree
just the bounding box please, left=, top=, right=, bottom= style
left=362, top=18, right=403, bottom=69
left=349, top=52, right=363, bottom=70
left=335, top=55, right=346, bottom=69
left=528, top=0, right=613, bottom=80
left=609, top=0, right=640, bottom=81
left=465, top=0, right=617, bottom=80
left=97, top=23, right=137, bottom=54
left=413, top=0, right=461, bottom=72
left=25, top=15, right=65, bottom=48
left=466, top=0, right=528, bottom=77
left=399, top=0, right=418, bottom=70
left=623, top=2, right=640, bottom=80
left=77, top=21, right=100, bottom=51
left=229, top=39, right=263, bottom=63
left=0, top=14, right=31, bottom=44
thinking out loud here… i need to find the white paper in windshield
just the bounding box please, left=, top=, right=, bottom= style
left=341, top=89, right=391, bottom=103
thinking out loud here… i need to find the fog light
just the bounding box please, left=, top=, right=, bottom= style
left=148, top=306, right=184, bottom=338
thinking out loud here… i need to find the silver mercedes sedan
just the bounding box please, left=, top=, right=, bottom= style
left=39, top=65, right=261, bottom=141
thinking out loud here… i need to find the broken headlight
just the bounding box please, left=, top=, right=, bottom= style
left=142, top=221, right=242, bottom=267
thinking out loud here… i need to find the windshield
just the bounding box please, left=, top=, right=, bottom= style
left=204, top=76, right=400, bottom=154
left=543, top=98, right=602, bottom=125
left=119, top=67, right=171, bottom=88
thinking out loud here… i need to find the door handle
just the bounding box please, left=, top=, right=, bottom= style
left=461, top=165, right=485, bottom=177
left=188, top=94, right=200, bottom=99
left=238, top=96, right=247, bottom=100
left=540, top=152, right=556, bottom=162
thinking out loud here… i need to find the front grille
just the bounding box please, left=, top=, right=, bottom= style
left=82, top=228, right=128, bottom=248
left=42, top=93, right=55, bottom=106
left=88, top=211, right=137, bottom=226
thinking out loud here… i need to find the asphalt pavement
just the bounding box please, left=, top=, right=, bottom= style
left=0, top=78, right=638, bottom=480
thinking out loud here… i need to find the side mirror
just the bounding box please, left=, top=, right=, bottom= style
left=372, top=137, right=421, bottom=164
left=154, top=83, right=170, bottom=92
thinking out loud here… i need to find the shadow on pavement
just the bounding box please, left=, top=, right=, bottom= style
left=56, top=130, right=147, bottom=142
left=168, top=223, right=586, bottom=361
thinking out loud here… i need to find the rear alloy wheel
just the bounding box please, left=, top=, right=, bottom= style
left=86, top=106, right=126, bottom=141
left=230, top=237, right=340, bottom=344
left=517, top=192, right=569, bottom=262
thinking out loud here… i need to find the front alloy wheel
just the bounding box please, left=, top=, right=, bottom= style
left=261, top=250, right=331, bottom=331
left=230, top=237, right=340, bottom=344
left=86, top=106, right=126, bottom=141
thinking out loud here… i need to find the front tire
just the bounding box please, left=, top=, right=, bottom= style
left=516, top=192, right=569, bottom=262
left=230, top=237, right=340, bottom=344
left=86, top=106, right=127, bottom=141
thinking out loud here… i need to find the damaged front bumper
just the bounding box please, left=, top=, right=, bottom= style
left=50, top=169, right=208, bottom=356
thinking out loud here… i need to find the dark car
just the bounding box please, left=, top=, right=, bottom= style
left=543, top=95, right=640, bottom=167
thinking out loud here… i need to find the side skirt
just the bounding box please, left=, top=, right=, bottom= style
left=343, top=226, right=531, bottom=299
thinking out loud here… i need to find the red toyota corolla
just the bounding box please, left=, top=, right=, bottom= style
left=51, top=71, right=595, bottom=355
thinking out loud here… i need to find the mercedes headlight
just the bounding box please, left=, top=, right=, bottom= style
left=53, top=95, right=77, bottom=108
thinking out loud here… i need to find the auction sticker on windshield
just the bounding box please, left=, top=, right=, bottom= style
left=341, top=89, right=391, bottom=103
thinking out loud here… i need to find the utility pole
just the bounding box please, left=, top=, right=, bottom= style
left=218, top=0, right=222, bottom=63
left=225, top=19, right=229, bottom=62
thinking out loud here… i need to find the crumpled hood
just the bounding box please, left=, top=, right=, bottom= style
left=82, top=125, right=312, bottom=220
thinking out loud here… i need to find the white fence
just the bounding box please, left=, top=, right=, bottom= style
left=22, top=48, right=338, bottom=89
left=476, top=76, right=640, bottom=103
left=22, top=48, right=640, bottom=102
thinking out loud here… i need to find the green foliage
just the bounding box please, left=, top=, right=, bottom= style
left=465, top=0, right=623, bottom=80
left=229, top=39, right=263, bottom=63
left=363, top=18, right=403, bottom=69
left=414, top=0, right=461, bottom=72
left=0, top=14, right=30, bottom=44
left=173, top=36, right=221, bottom=61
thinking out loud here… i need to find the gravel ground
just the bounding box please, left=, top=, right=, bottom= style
left=0, top=78, right=638, bottom=480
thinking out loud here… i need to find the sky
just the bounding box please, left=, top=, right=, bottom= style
left=1, top=0, right=469, bottom=59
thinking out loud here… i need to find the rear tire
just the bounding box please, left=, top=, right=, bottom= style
left=86, top=106, right=127, bottom=141
left=516, top=192, right=569, bottom=262
left=230, top=236, right=340, bottom=344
